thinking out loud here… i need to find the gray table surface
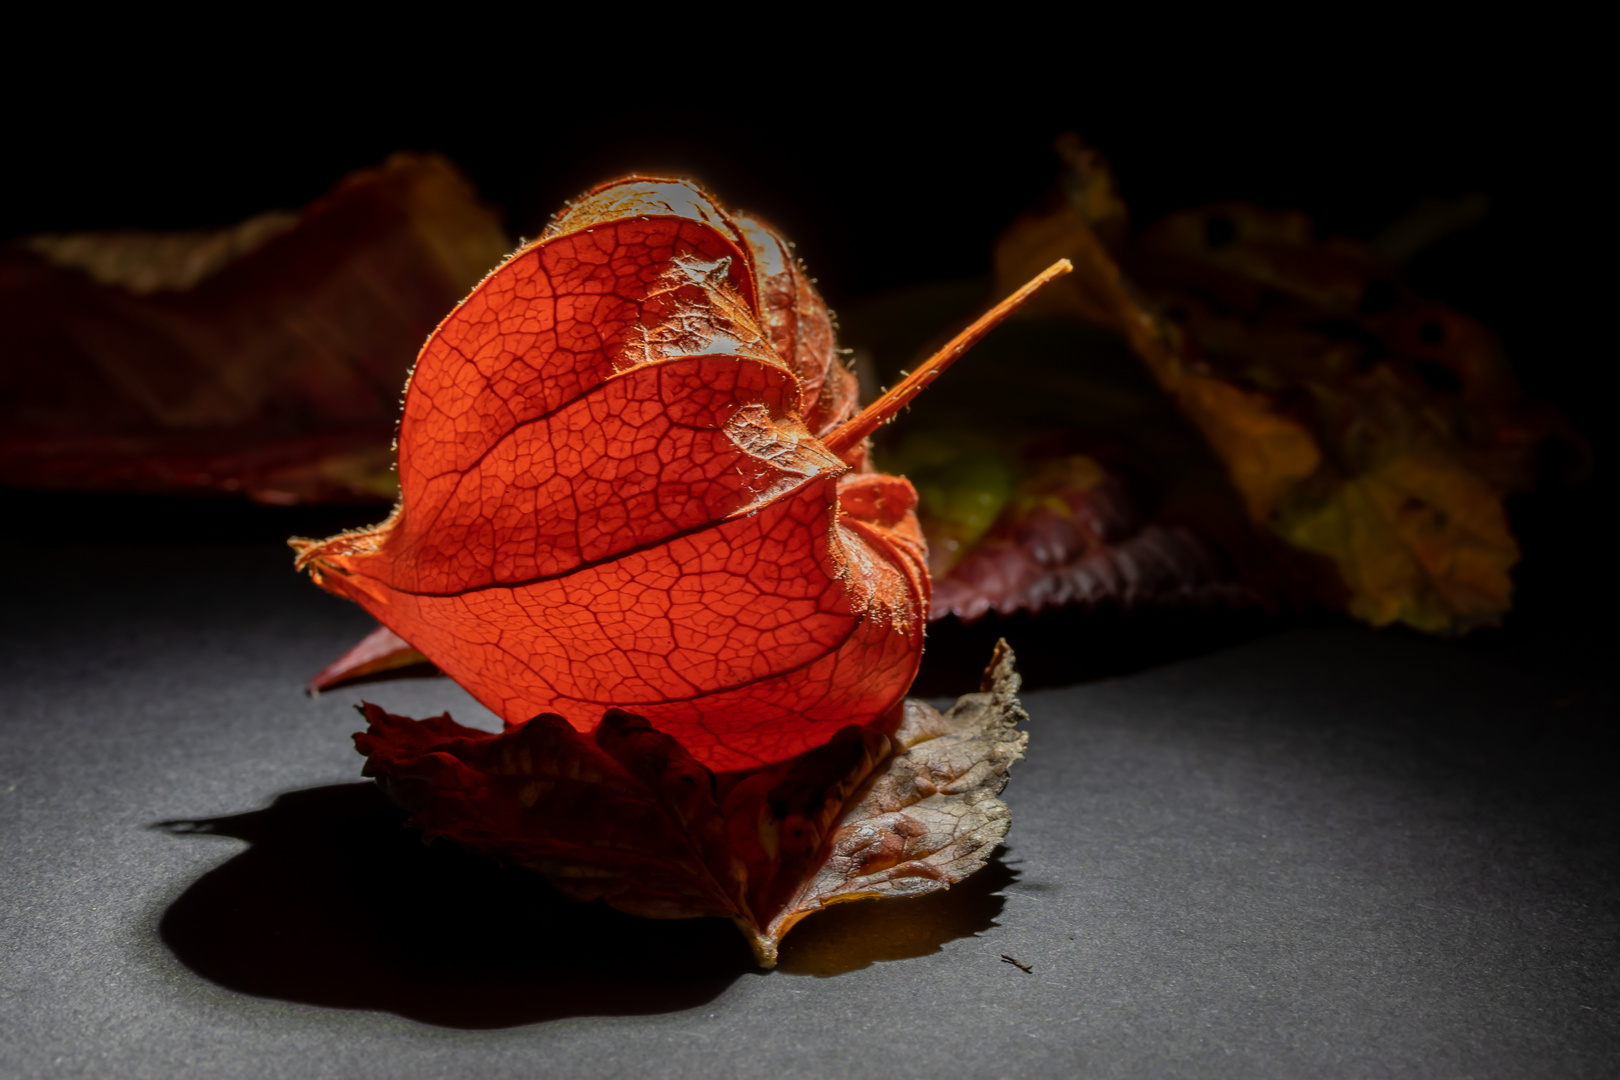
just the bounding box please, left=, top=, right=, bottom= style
left=2, top=539, right=1615, bottom=1079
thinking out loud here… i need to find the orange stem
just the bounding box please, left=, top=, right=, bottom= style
left=822, top=259, right=1074, bottom=460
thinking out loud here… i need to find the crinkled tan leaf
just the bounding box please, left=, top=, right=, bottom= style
left=754, top=638, right=1028, bottom=962
left=354, top=643, right=1027, bottom=968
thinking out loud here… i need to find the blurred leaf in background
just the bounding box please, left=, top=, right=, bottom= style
left=0, top=153, right=510, bottom=506
left=851, top=134, right=1584, bottom=636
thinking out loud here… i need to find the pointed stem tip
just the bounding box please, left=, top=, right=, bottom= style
left=822, top=258, right=1073, bottom=460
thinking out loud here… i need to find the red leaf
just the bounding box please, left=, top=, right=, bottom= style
left=292, top=178, right=944, bottom=769
left=932, top=454, right=1259, bottom=621
left=305, top=624, right=430, bottom=695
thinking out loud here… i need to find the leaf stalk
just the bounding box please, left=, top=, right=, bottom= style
left=822, top=258, right=1073, bottom=459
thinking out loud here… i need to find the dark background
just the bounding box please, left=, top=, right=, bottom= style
left=6, top=30, right=1606, bottom=421
left=4, top=27, right=1609, bottom=620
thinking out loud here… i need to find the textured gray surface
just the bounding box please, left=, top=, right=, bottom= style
left=2, top=541, right=1616, bottom=1079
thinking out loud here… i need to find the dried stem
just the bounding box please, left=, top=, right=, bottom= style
left=822, top=258, right=1073, bottom=460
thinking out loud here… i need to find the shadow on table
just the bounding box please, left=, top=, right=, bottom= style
left=915, top=603, right=1293, bottom=698
left=156, top=783, right=1010, bottom=1028
left=774, top=857, right=1013, bottom=977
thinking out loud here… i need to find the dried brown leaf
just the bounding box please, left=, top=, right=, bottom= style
left=355, top=642, right=1027, bottom=967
